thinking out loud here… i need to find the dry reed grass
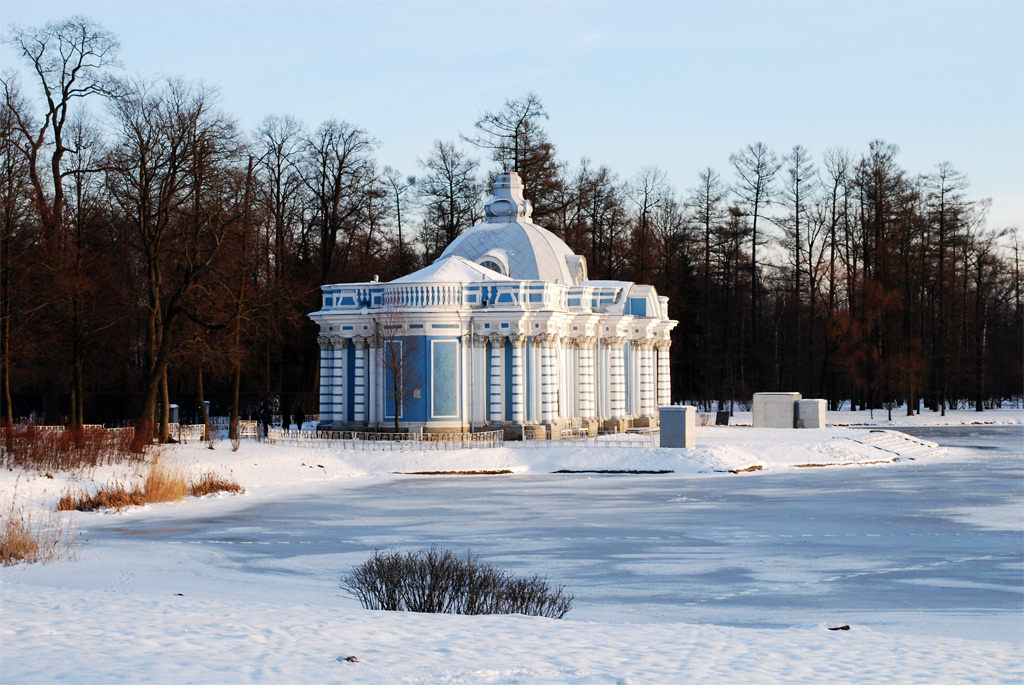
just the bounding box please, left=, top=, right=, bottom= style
left=57, top=484, right=146, bottom=512
left=143, top=458, right=187, bottom=503
left=2, top=422, right=144, bottom=472
left=57, top=459, right=243, bottom=512
left=189, top=472, right=244, bottom=497
left=1, top=502, right=77, bottom=565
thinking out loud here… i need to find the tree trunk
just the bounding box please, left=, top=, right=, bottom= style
left=160, top=367, right=170, bottom=442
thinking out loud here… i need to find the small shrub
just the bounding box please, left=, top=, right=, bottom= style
left=1, top=502, right=76, bottom=565
left=189, top=472, right=244, bottom=497
left=340, top=547, right=573, bottom=619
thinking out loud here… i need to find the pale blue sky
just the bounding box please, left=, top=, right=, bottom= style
left=3, top=0, right=1022, bottom=229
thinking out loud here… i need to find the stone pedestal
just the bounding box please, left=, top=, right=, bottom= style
left=659, top=405, right=696, bottom=448
left=753, top=392, right=801, bottom=428
left=582, top=420, right=600, bottom=437
left=523, top=424, right=547, bottom=440
left=795, top=399, right=826, bottom=428
left=632, top=416, right=658, bottom=428
left=502, top=424, right=524, bottom=441
left=602, top=419, right=628, bottom=434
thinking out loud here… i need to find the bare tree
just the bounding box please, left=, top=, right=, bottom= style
left=416, top=139, right=480, bottom=261
left=302, top=119, right=377, bottom=284
left=730, top=142, right=780, bottom=351
left=382, top=165, right=416, bottom=276
left=252, top=114, right=309, bottom=400
left=105, top=77, right=244, bottom=445
left=923, top=161, right=970, bottom=415
left=3, top=16, right=121, bottom=426
left=0, top=82, right=34, bottom=424
left=686, top=167, right=727, bottom=407
left=626, top=165, right=669, bottom=284
left=464, top=93, right=563, bottom=222
left=818, top=147, right=852, bottom=407
left=3, top=16, right=120, bottom=238
left=778, top=144, right=819, bottom=391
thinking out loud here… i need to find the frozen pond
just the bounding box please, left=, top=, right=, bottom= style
left=100, top=426, right=1023, bottom=642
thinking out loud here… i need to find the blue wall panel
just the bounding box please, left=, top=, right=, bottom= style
left=431, top=340, right=459, bottom=418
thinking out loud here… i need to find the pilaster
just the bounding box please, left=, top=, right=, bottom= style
left=656, top=339, right=672, bottom=408
left=509, top=333, right=526, bottom=424
left=352, top=335, right=368, bottom=424
left=488, top=333, right=504, bottom=424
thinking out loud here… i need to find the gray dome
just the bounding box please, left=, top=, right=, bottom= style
left=437, top=172, right=585, bottom=285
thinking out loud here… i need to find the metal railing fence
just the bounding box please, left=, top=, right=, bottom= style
left=266, top=428, right=504, bottom=450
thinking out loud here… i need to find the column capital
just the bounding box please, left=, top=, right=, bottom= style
left=460, top=333, right=473, bottom=346
left=655, top=339, right=672, bottom=351
left=488, top=332, right=506, bottom=347
left=352, top=335, right=368, bottom=350
left=536, top=332, right=559, bottom=345
left=604, top=336, right=626, bottom=347
left=317, top=335, right=331, bottom=350
left=580, top=336, right=598, bottom=349
left=471, top=333, right=489, bottom=348
left=508, top=332, right=527, bottom=348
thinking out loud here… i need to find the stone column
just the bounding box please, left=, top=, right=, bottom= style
left=579, top=337, right=596, bottom=420
left=638, top=340, right=654, bottom=418
left=472, top=334, right=488, bottom=428
left=569, top=338, right=580, bottom=419
left=332, top=336, right=348, bottom=424
left=367, top=333, right=379, bottom=426
left=656, top=340, right=672, bottom=408
left=509, top=333, right=526, bottom=424
left=352, top=335, right=368, bottom=425
left=607, top=337, right=626, bottom=419
left=488, top=333, right=504, bottom=424
left=537, top=333, right=557, bottom=424
left=461, top=334, right=473, bottom=430
left=557, top=336, right=569, bottom=420
left=317, top=336, right=332, bottom=424
left=598, top=338, right=608, bottom=419
left=529, top=335, right=542, bottom=424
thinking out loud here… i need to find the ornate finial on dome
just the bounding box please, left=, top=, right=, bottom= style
left=484, top=171, right=533, bottom=223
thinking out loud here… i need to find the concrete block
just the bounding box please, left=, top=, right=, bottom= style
left=753, top=392, right=801, bottom=428
left=795, top=399, right=826, bottom=428
left=659, top=405, right=696, bottom=448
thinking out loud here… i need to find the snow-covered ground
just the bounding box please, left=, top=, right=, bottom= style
left=2, top=409, right=1022, bottom=683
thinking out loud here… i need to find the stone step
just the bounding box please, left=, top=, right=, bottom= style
left=845, top=430, right=945, bottom=458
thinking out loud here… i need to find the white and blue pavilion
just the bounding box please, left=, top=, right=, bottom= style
left=309, top=172, right=677, bottom=437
